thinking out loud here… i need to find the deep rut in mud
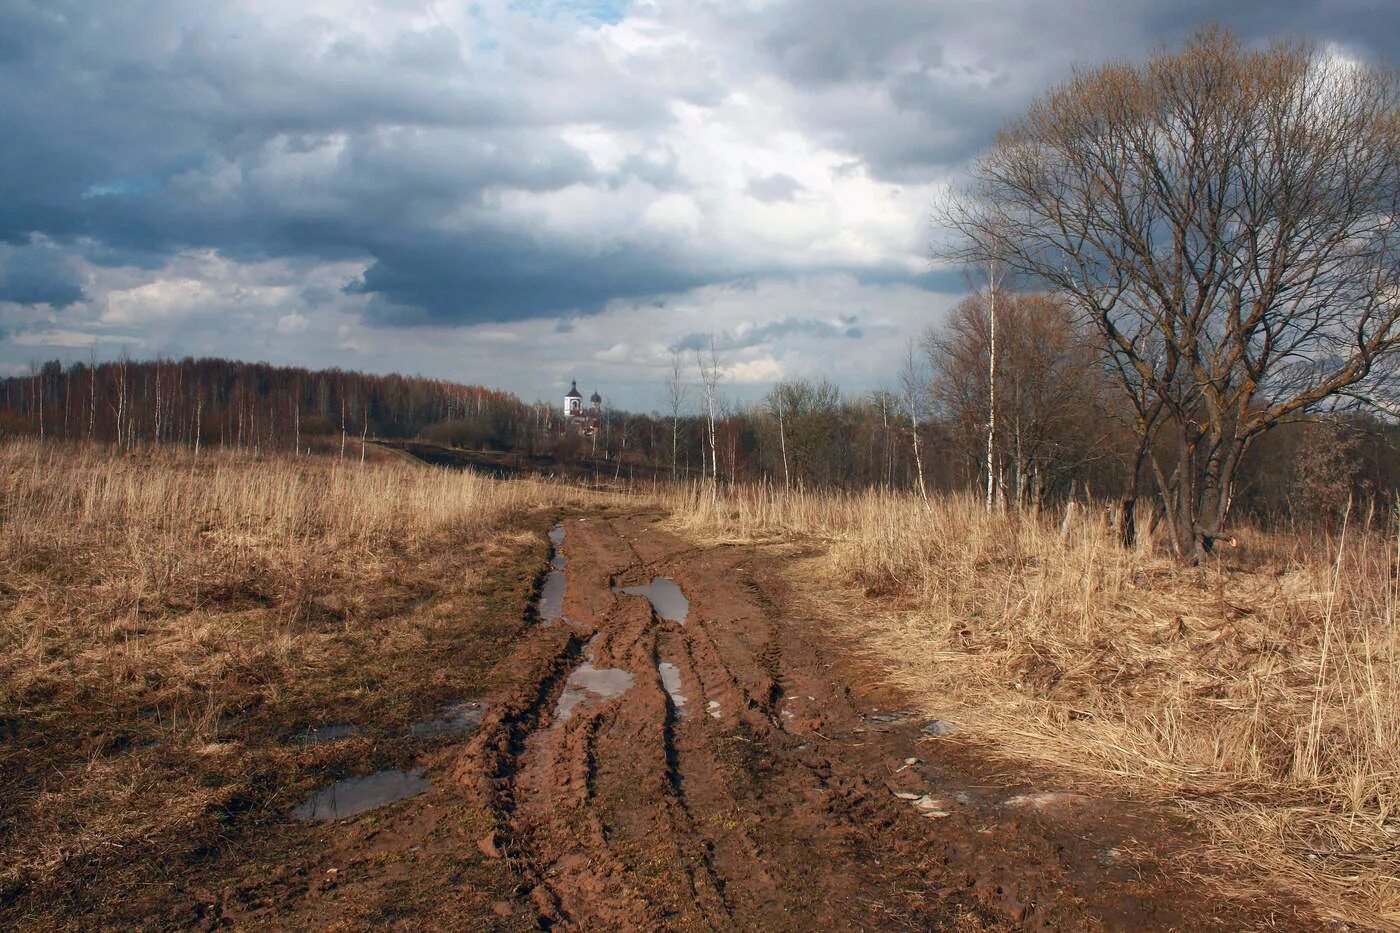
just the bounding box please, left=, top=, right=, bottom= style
left=441, top=514, right=1298, bottom=931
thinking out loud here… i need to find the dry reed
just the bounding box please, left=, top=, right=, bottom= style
left=0, top=438, right=608, bottom=911
left=666, top=481, right=1400, bottom=926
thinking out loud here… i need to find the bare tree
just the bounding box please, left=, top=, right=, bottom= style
left=765, top=383, right=795, bottom=489
left=973, top=260, right=1005, bottom=512
left=360, top=401, right=369, bottom=465
left=948, top=28, right=1400, bottom=562
left=696, top=337, right=721, bottom=501
left=927, top=291, right=1116, bottom=506
left=87, top=350, right=96, bottom=441
left=29, top=361, right=43, bottom=441
left=898, top=342, right=930, bottom=505
left=664, top=350, right=690, bottom=482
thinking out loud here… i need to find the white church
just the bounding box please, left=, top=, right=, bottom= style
left=563, top=380, right=602, bottom=420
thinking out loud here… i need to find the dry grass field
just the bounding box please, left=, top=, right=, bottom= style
left=6, top=437, right=1397, bottom=925
left=0, top=439, right=611, bottom=924
left=669, top=485, right=1400, bottom=925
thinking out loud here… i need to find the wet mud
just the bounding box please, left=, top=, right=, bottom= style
left=439, top=513, right=1301, bottom=930
left=657, top=660, right=687, bottom=715
left=255, top=513, right=1309, bottom=929
left=410, top=700, right=486, bottom=739
left=296, top=723, right=366, bottom=745
left=292, top=768, right=430, bottom=821
left=552, top=635, right=636, bottom=723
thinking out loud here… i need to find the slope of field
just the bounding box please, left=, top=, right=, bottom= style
left=0, top=441, right=597, bottom=926
left=668, top=484, right=1400, bottom=926
left=0, top=441, right=1351, bottom=928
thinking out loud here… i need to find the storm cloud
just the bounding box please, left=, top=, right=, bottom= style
left=2, top=0, right=1398, bottom=405
left=672, top=316, right=862, bottom=353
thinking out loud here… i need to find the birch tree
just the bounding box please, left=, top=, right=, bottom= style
left=898, top=342, right=930, bottom=504
left=664, top=351, right=689, bottom=482
left=696, top=337, right=721, bottom=501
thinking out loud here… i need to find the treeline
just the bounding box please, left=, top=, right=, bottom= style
left=642, top=303, right=1400, bottom=528
left=0, top=357, right=538, bottom=454
left=2, top=349, right=1395, bottom=528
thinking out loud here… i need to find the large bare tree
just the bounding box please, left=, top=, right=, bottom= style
left=948, top=28, right=1400, bottom=562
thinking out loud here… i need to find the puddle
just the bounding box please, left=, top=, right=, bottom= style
left=554, top=637, right=635, bottom=723
left=538, top=523, right=568, bottom=623
left=411, top=701, right=485, bottom=738
left=555, top=663, right=635, bottom=722
left=617, top=578, right=689, bottom=623
left=298, top=723, right=365, bottom=744
left=865, top=710, right=915, bottom=725
left=538, top=570, right=566, bottom=623
left=549, top=523, right=567, bottom=569
left=658, top=661, right=687, bottom=715
left=292, top=767, right=430, bottom=821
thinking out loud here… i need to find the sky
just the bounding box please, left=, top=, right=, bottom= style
left=2, top=1, right=1398, bottom=411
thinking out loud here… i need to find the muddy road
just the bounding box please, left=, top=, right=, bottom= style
left=248, top=511, right=1300, bottom=930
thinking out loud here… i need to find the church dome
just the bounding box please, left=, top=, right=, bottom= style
left=565, top=380, right=582, bottom=399
left=590, top=390, right=602, bottom=404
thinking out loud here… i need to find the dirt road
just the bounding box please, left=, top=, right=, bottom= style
left=244, top=511, right=1301, bottom=930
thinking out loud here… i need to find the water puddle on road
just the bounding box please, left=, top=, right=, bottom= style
left=292, top=767, right=430, bottom=821
left=554, top=637, right=635, bottom=723
left=658, top=661, right=687, bottom=716
left=549, top=523, right=567, bottom=569
left=617, top=578, right=689, bottom=623
left=538, top=571, right=566, bottom=623
left=411, top=700, right=486, bottom=738
left=538, top=523, right=568, bottom=623
left=298, top=723, right=365, bottom=744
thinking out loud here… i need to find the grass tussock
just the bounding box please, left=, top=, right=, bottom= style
left=667, top=483, right=1400, bottom=925
left=0, top=438, right=608, bottom=921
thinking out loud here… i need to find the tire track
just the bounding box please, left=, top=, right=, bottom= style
left=448, top=511, right=1291, bottom=931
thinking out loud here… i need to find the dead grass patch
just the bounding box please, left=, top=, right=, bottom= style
left=0, top=438, right=609, bottom=925
left=666, top=483, right=1400, bottom=927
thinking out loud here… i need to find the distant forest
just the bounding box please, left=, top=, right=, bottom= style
left=2, top=352, right=1398, bottom=526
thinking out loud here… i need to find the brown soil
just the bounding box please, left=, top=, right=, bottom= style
left=213, top=510, right=1316, bottom=930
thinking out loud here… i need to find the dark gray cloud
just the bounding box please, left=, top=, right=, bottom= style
left=671, top=316, right=863, bottom=353
left=2, top=0, right=1399, bottom=344
left=746, top=0, right=1400, bottom=179
left=349, top=230, right=708, bottom=325
left=0, top=238, right=84, bottom=307
left=0, top=0, right=696, bottom=325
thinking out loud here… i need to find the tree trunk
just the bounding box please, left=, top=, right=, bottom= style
left=910, top=414, right=929, bottom=504
left=777, top=408, right=790, bottom=489
left=985, top=272, right=997, bottom=513
left=1171, top=425, right=1203, bottom=563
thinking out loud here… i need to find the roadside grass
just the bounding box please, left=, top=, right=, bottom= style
left=0, top=438, right=605, bottom=925
left=666, top=483, right=1400, bottom=926
left=9, top=434, right=1396, bottom=925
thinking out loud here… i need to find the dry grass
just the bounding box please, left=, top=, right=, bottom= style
left=10, top=436, right=1398, bottom=924
left=0, top=438, right=608, bottom=922
left=667, top=483, right=1400, bottom=927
